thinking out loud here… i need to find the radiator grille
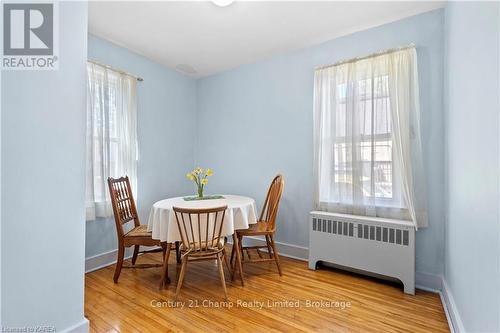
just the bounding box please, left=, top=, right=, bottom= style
left=312, top=217, right=409, bottom=246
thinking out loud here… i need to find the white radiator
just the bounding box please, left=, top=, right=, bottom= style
left=309, top=211, right=415, bottom=294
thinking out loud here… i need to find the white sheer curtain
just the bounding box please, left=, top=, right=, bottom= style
left=86, top=62, right=138, bottom=221
left=313, top=47, right=428, bottom=228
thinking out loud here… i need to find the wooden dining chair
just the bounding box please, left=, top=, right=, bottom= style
left=172, top=206, right=232, bottom=301
left=231, top=175, right=285, bottom=281
left=108, top=176, right=179, bottom=284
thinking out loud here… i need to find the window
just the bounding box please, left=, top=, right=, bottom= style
left=313, top=47, right=428, bottom=227
left=86, top=62, right=138, bottom=220
left=333, top=75, right=402, bottom=207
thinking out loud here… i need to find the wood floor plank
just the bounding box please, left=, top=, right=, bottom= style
left=85, top=251, right=449, bottom=333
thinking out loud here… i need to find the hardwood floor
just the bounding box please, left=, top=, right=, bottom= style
left=85, top=251, right=449, bottom=333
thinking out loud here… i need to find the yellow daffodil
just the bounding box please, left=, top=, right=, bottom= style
left=187, top=167, right=213, bottom=198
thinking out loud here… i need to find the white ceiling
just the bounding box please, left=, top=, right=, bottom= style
left=88, top=1, right=444, bottom=78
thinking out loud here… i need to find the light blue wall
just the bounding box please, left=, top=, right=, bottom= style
left=196, top=10, right=445, bottom=276
left=86, top=35, right=197, bottom=258
left=444, top=2, right=500, bottom=332
left=1, top=2, right=88, bottom=330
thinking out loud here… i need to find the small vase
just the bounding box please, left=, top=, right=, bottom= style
left=197, top=186, right=204, bottom=198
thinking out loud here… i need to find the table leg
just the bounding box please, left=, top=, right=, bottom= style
left=159, top=242, right=171, bottom=289
left=232, top=233, right=245, bottom=286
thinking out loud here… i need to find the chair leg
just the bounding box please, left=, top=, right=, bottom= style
left=230, top=242, right=236, bottom=269
left=132, top=245, right=139, bottom=265
left=238, top=235, right=244, bottom=261
left=246, top=248, right=252, bottom=260
left=217, top=254, right=228, bottom=301
left=265, top=235, right=274, bottom=259
left=174, top=257, right=188, bottom=301
left=175, top=241, right=181, bottom=264
left=232, top=233, right=245, bottom=286
left=159, top=243, right=171, bottom=289
left=222, top=248, right=233, bottom=280
left=269, top=235, right=282, bottom=276
left=113, top=245, right=125, bottom=283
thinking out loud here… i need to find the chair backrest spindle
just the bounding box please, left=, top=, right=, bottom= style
left=173, top=206, right=228, bottom=254
left=108, top=176, right=140, bottom=238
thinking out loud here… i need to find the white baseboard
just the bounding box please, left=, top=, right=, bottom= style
left=415, top=271, right=443, bottom=292
left=441, top=278, right=465, bottom=333
left=412, top=273, right=464, bottom=333
left=238, top=236, right=309, bottom=261
left=85, top=246, right=161, bottom=273
left=232, top=237, right=442, bottom=292
left=61, top=318, right=89, bottom=333
left=85, top=248, right=134, bottom=273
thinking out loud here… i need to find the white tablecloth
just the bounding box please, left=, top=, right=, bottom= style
left=147, top=195, right=257, bottom=243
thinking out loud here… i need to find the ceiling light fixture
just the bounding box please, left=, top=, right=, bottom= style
left=211, top=0, right=234, bottom=7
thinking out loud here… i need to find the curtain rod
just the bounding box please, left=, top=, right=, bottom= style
left=315, top=43, right=416, bottom=71
left=87, top=59, right=144, bottom=82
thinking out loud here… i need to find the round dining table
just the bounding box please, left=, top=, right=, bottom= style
left=147, top=194, right=257, bottom=286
